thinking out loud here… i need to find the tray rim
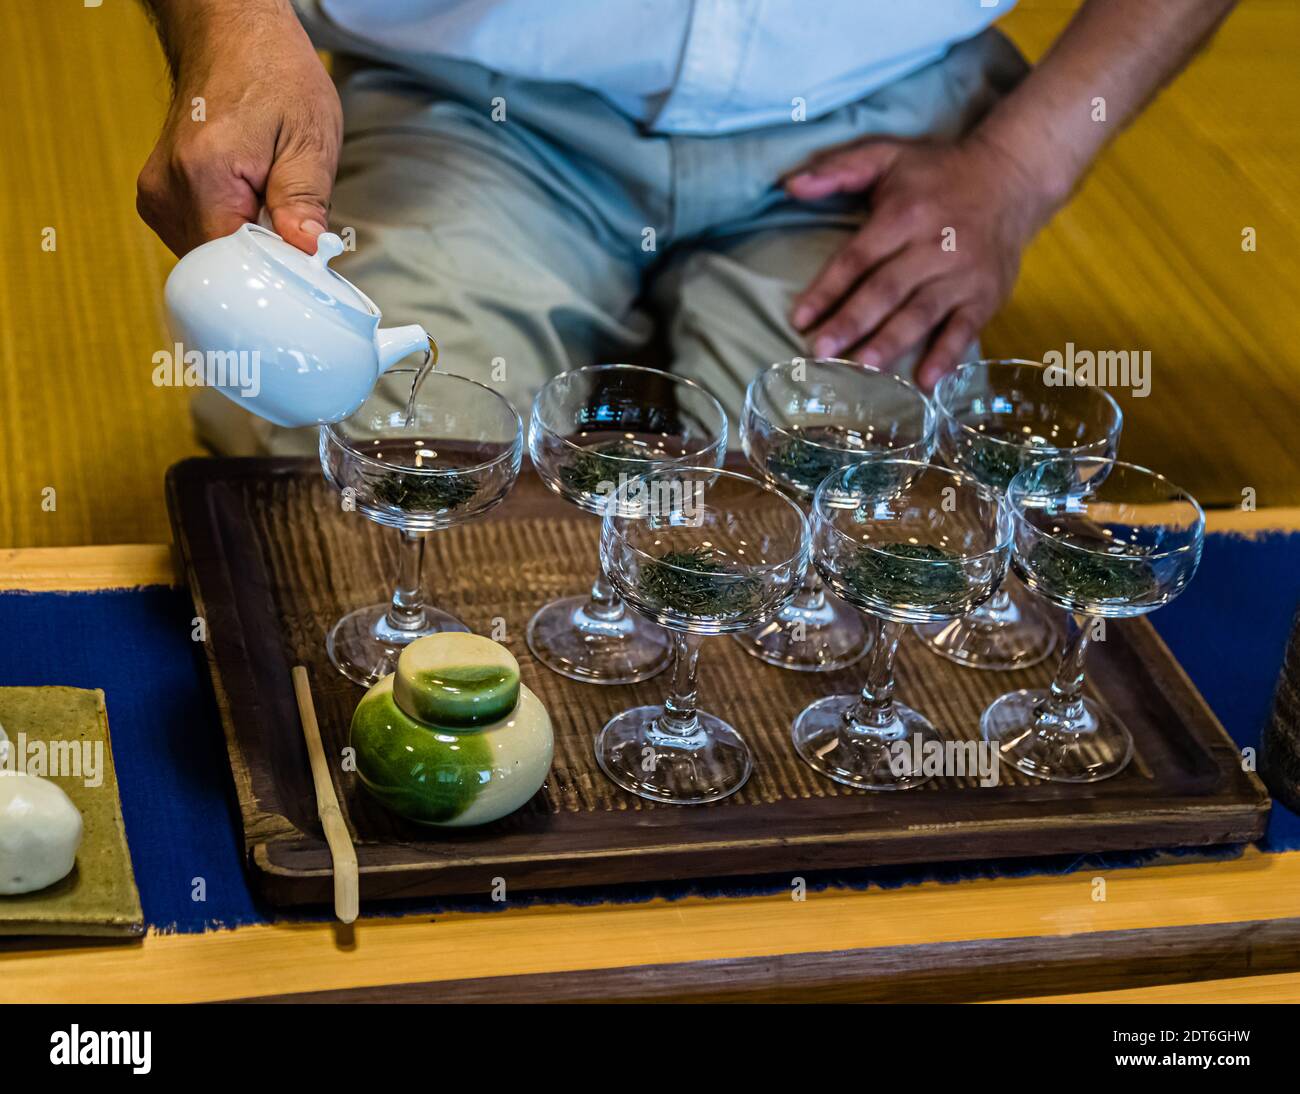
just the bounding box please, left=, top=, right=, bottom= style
left=165, top=455, right=1271, bottom=907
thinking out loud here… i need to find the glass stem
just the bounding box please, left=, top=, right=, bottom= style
left=1035, top=613, right=1092, bottom=732
left=846, top=618, right=905, bottom=737
left=792, top=498, right=826, bottom=612
left=968, top=583, right=1012, bottom=625
left=658, top=631, right=704, bottom=739
left=587, top=567, right=627, bottom=624
left=791, top=568, right=827, bottom=612
left=386, top=530, right=429, bottom=632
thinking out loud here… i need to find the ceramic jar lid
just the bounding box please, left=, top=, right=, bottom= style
left=393, top=633, right=522, bottom=728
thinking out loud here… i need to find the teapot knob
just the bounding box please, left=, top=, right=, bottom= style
left=312, top=232, right=346, bottom=268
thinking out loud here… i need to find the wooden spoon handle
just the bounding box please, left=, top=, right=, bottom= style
left=292, top=666, right=359, bottom=924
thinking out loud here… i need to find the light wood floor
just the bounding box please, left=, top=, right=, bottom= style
left=992, top=0, right=1300, bottom=512
left=0, top=1, right=1296, bottom=547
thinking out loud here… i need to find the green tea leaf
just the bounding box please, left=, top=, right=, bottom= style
left=637, top=547, right=764, bottom=617
left=765, top=438, right=846, bottom=494
left=373, top=471, right=478, bottom=511
left=844, top=542, right=967, bottom=607
left=1026, top=539, right=1158, bottom=602
left=558, top=440, right=650, bottom=495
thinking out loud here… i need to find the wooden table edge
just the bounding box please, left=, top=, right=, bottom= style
left=227, top=917, right=1300, bottom=1004
left=0, top=544, right=177, bottom=591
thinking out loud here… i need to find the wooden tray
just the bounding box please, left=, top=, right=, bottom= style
left=0, top=687, right=144, bottom=937
left=166, top=457, right=1269, bottom=907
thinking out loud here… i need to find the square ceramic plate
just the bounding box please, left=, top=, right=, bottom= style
left=0, top=687, right=143, bottom=937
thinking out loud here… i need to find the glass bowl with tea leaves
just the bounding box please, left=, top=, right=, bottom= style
left=737, top=358, right=935, bottom=672
left=981, top=456, right=1204, bottom=783
left=320, top=369, right=522, bottom=686
left=527, top=365, right=727, bottom=685
left=794, top=459, right=1011, bottom=790
left=597, top=466, right=809, bottom=804
left=916, top=359, right=1122, bottom=671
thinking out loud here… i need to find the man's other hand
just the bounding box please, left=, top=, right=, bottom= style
left=785, top=134, right=1050, bottom=390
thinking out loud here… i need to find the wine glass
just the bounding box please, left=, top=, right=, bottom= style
left=915, top=359, right=1122, bottom=670
left=597, top=466, right=810, bottom=804
left=981, top=457, right=1204, bottom=782
left=321, top=369, right=523, bottom=686
left=794, top=460, right=1011, bottom=790
left=735, top=358, right=935, bottom=672
left=527, top=364, right=727, bottom=684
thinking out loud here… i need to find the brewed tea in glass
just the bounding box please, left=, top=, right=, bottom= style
left=320, top=370, right=522, bottom=686
left=735, top=358, right=935, bottom=672
left=596, top=466, right=809, bottom=804
left=981, top=456, right=1204, bottom=782
left=527, top=365, right=727, bottom=685
left=793, top=460, right=1011, bottom=790
left=915, top=359, right=1122, bottom=671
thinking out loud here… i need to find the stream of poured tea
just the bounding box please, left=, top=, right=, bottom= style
left=403, top=337, right=439, bottom=426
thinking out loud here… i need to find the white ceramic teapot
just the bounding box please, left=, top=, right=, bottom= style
left=164, top=224, right=431, bottom=427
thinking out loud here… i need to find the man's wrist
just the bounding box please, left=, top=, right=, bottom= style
left=968, top=108, right=1085, bottom=225
left=142, top=0, right=301, bottom=76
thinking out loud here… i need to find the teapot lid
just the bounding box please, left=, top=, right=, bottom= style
left=242, top=225, right=378, bottom=316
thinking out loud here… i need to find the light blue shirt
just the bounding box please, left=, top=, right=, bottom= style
left=317, top=0, right=1016, bottom=134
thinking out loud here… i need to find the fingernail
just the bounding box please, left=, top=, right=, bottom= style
left=858, top=349, right=882, bottom=368
left=792, top=305, right=813, bottom=330
left=300, top=219, right=326, bottom=238
left=813, top=334, right=840, bottom=357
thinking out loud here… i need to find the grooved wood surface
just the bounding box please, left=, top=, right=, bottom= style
left=1, top=2, right=1297, bottom=548
left=244, top=471, right=1094, bottom=817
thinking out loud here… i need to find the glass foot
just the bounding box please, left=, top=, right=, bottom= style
left=595, top=706, right=752, bottom=804
left=526, top=594, right=671, bottom=684
left=326, top=602, right=469, bottom=688
left=733, top=593, right=870, bottom=672
left=915, top=579, right=1058, bottom=671
left=981, top=688, right=1134, bottom=782
left=792, top=694, right=942, bottom=791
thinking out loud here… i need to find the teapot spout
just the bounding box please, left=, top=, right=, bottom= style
left=376, top=324, right=432, bottom=373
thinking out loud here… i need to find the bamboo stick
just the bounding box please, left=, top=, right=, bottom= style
left=291, top=666, right=359, bottom=925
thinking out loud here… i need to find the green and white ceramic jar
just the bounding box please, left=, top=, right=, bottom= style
left=349, top=633, right=553, bottom=826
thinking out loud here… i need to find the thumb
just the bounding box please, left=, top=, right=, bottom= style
left=784, top=141, right=901, bottom=200
left=265, top=148, right=334, bottom=253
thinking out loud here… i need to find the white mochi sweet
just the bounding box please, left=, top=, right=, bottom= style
left=0, top=723, right=84, bottom=895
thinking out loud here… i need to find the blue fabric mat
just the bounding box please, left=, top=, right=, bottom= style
left=1, top=531, right=1297, bottom=933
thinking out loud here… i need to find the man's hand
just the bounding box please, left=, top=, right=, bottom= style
left=786, top=0, right=1237, bottom=390
left=785, top=134, right=1050, bottom=390
left=137, top=0, right=342, bottom=257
